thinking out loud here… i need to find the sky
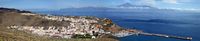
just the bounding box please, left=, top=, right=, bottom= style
left=0, top=0, right=200, bottom=10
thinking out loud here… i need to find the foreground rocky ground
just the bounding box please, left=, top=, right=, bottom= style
left=0, top=25, right=118, bottom=41
left=0, top=8, right=123, bottom=41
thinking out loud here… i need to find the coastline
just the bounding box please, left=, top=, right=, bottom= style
left=0, top=8, right=123, bottom=41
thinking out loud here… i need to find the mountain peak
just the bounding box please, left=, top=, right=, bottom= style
left=117, top=3, right=134, bottom=7
left=117, top=3, right=157, bottom=9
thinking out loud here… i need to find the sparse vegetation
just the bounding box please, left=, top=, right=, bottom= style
left=0, top=7, right=119, bottom=41
left=72, top=34, right=94, bottom=39
left=0, top=26, right=118, bottom=41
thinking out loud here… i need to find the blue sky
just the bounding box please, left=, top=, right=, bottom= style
left=0, top=0, right=200, bottom=10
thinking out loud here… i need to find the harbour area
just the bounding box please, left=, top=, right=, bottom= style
left=139, top=32, right=192, bottom=40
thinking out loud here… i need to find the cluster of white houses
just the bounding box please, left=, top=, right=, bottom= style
left=41, top=15, right=99, bottom=23
left=7, top=14, right=111, bottom=39
left=7, top=24, right=108, bottom=39
left=20, top=13, right=37, bottom=16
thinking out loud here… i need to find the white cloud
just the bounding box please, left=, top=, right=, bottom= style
left=137, top=0, right=156, bottom=5
left=126, top=0, right=188, bottom=5
left=125, top=0, right=192, bottom=5
left=162, top=0, right=192, bottom=4
left=126, top=0, right=156, bottom=6
left=162, top=0, right=179, bottom=4
left=178, top=0, right=192, bottom=3
left=170, top=8, right=200, bottom=11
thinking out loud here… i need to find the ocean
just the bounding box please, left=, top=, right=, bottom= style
left=35, top=11, right=200, bottom=41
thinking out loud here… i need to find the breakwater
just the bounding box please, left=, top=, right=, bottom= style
left=139, top=32, right=192, bottom=40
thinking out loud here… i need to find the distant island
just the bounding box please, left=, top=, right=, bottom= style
left=29, top=3, right=200, bottom=13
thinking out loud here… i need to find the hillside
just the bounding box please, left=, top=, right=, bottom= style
left=0, top=8, right=123, bottom=41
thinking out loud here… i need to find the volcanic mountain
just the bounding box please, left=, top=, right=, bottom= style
left=117, top=3, right=157, bottom=9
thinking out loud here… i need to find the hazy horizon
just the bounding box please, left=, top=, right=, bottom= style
left=0, top=0, right=199, bottom=11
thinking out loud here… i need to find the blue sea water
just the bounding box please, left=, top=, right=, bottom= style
left=35, top=11, right=200, bottom=41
